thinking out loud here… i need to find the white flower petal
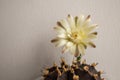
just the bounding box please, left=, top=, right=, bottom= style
left=54, top=26, right=66, bottom=34
left=60, top=19, right=69, bottom=28
left=77, top=15, right=85, bottom=27
left=88, top=33, right=97, bottom=39
left=69, top=44, right=76, bottom=55
left=82, top=15, right=91, bottom=28
left=57, top=33, right=67, bottom=38
left=75, top=45, right=80, bottom=57
left=62, top=46, right=69, bottom=53
left=60, top=19, right=71, bottom=33
left=62, top=42, right=74, bottom=53
left=78, top=44, right=85, bottom=55
left=55, top=39, right=68, bottom=47
left=88, top=42, right=96, bottom=48
left=67, top=14, right=75, bottom=29
left=57, top=21, right=66, bottom=30
left=66, top=41, right=74, bottom=47
left=74, top=16, right=78, bottom=27
left=85, top=24, right=98, bottom=33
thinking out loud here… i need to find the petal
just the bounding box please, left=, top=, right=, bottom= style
left=62, top=45, right=69, bottom=53
left=66, top=41, right=74, bottom=48
left=77, top=15, right=85, bottom=27
left=90, top=32, right=98, bottom=35
left=51, top=38, right=59, bottom=43
left=78, top=44, right=85, bottom=55
left=56, top=39, right=68, bottom=47
left=57, top=33, right=67, bottom=38
left=69, top=44, right=80, bottom=57
left=67, top=14, right=75, bottom=29
left=82, top=15, right=91, bottom=27
left=57, top=21, right=66, bottom=30
left=80, top=42, right=87, bottom=49
left=60, top=19, right=69, bottom=28
left=69, top=44, right=76, bottom=55
left=51, top=38, right=68, bottom=47
left=88, top=33, right=97, bottom=39
left=74, top=16, right=78, bottom=27
left=74, top=45, right=80, bottom=57
left=54, top=26, right=66, bottom=34
left=62, top=42, right=74, bottom=53
left=60, top=19, right=71, bottom=32
left=88, top=42, right=96, bottom=48
left=85, top=24, right=98, bottom=33
left=85, top=15, right=91, bottom=21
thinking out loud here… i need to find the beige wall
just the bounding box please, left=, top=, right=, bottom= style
left=0, top=0, right=120, bottom=80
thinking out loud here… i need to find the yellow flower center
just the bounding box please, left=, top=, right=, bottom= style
left=71, top=32, right=78, bottom=39
left=68, top=30, right=87, bottom=44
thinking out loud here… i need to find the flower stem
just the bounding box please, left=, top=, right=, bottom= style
left=77, top=54, right=82, bottom=61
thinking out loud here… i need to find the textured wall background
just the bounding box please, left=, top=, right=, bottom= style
left=0, top=0, right=120, bottom=80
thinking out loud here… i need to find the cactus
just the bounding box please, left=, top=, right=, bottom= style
left=42, top=58, right=104, bottom=80
left=41, top=14, right=105, bottom=80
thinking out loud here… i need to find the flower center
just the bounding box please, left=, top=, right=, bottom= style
left=68, top=30, right=86, bottom=44
left=71, top=32, right=78, bottom=39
